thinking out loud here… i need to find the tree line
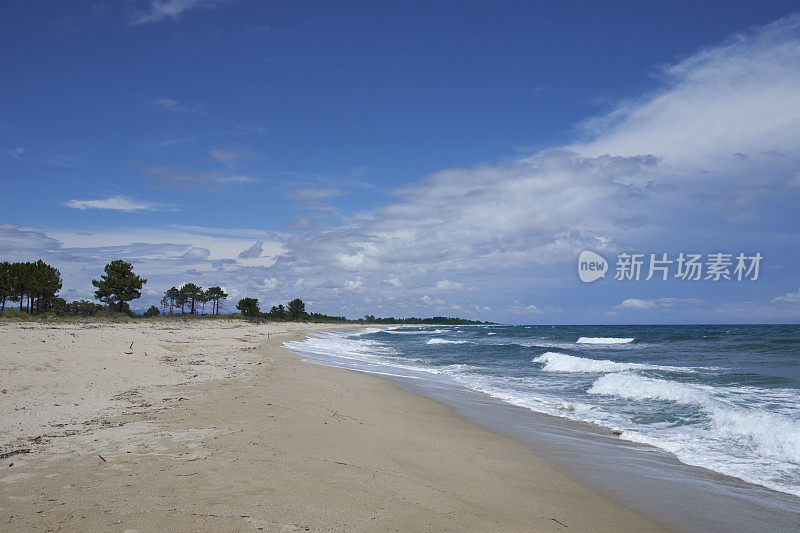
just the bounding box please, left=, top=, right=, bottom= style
left=235, top=297, right=308, bottom=321
left=0, top=261, right=63, bottom=313
left=160, top=284, right=228, bottom=315
left=0, top=258, right=494, bottom=324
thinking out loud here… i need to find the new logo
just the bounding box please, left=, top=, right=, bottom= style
left=578, top=251, right=608, bottom=283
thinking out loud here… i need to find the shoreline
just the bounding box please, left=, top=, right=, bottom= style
left=1, top=320, right=663, bottom=531
left=294, top=326, right=800, bottom=532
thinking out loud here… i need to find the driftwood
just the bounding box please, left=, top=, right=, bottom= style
left=0, top=448, right=31, bottom=460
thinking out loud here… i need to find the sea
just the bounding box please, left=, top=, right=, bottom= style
left=285, top=324, right=800, bottom=530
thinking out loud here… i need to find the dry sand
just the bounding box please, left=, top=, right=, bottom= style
left=0, top=319, right=666, bottom=532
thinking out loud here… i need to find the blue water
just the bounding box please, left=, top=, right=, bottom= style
left=286, top=324, right=800, bottom=499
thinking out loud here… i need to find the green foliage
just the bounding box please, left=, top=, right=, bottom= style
left=0, top=260, right=62, bottom=314
left=143, top=305, right=160, bottom=317
left=0, top=261, right=12, bottom=312
left=287, top=298, right=306, bottom=321
left=161, top=285, right=227, bottom=315
left=1, top=308, right=30, bottom=319
left=180, top=283, right=202, bottom=314
left=205, top=286, right=227, bottom=315
left=92, top=260, right=146, bottom=314
left=236, top=297, right=260, bottom=318
left=163, top=286, right=180, bottom=314
left=268, top=304, right=287, bottom=320
left=66, top=300, right=107, bottom=316
left=357, top=316, right=492, bottom=325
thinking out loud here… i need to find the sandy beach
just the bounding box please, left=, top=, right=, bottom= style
left=0, top=319, right=664, bottom=532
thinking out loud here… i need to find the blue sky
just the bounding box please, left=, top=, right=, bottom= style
left=2, top=0, right=799, bottom=323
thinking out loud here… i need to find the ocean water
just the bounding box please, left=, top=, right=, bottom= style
left=285, top=324, right=800, bottom=499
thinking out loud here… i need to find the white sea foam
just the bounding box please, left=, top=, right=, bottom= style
left=576, top=337, right=635, bottom=344
left=533, top=352, right=695, bottom=373
left=494, top=339, right=577, bottom=350
left=349, top=327, right=386, bottom=336
left=284, top=332, right=398, bottom=366
left=487, top=332, right=498, bottom=335
left=588, top=372, right=800, bottom=493
left=426, top=338, right=470, bottom=345
left=588, top=372, right=709, bottom=403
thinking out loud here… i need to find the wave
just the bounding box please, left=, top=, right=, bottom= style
left=426, top=338, right=470, bottom=345
left=487, top=332, right=498, bottom=335
left=577, top=337, right=635, bottom=344
left=588, top=372, right=800, bottom=466
left=533, top=352, right=695, bottom=374
left=350, top=327, right=386, bottom=336
left=492, top=339, right=577, bottom=350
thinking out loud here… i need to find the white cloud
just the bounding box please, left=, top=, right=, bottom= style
left=507, top=302, right=543, bottom=314
left=238, top=241, right=263, bottom=259
left=420, top=295, right=446, bottom=307
left=181, top=247, right=211, bottom=261
left=615, top=298, right=704, bottom=311
left=150, top=98, right=206, bottom=114
left=7, top=14, right=800, bottom=322
left=574, top=14, right=800, bottom=176
left=209, top=148, right=254, bottom=163
left=287, top=188, right=345, bottom=201
left=344, top=278, right=363, bottom=290
left=64, top=196, right=165, bottom=212
left=285, top=187, right=345, bottom=213
left=245, top=14, right=800, bottom=318
left=144, top=165, right=259, bottom=188
left=772, top=288, right=800, bottom=303
left=435, top=279, right=463, bottom=290
left=0, top=225, right=60, bottom=251
left=7, top=146, right=25, bottom=159
left=131, top=0, right=224, bottom=25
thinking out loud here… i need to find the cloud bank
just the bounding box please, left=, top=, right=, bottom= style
left=6, top=14, right=800, bottom=321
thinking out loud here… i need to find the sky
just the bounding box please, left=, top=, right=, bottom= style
left=1, top=0, right=799, bottom=323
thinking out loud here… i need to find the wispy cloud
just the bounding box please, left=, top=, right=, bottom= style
left=772, top=288, right=800, bottom=304
left=150, top=98, right=207, bottom=114
left=130, top=0, right=227, bottom=25
left=435, top=279, right=463, bottom=290
left=285, top=187, right=345, bottom=212
left=615, top=298, right=704, bottom=311
left=144, top=165, right=260, bottom=188
left=64, top=196, right=168, bottom=212
left=7, top=146, right=25, bottom=159
left=507, top=302, right=543, bottom=314
left=209, top=148, right=254, bottom=163
left=286, top=187, right=345, bottom=201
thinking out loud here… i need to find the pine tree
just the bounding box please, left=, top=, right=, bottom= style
left=92, top=260, right=146, bottom=314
